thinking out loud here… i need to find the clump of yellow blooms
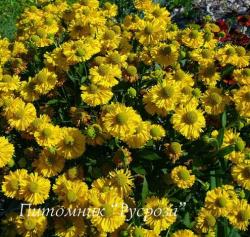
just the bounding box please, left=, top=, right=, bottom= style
left=0, top=0, right=250, bottom=236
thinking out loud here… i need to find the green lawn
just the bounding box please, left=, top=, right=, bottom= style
left=0, top=0, right=37, bottom=39
left=0, top=0, right=79, bottom=40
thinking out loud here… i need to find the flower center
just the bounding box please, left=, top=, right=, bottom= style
left=67, top=167, right=78, bottom=179
left=150, top=127, right=162, bottom=137
left=243, top=166, right=250, bottom=178
left=226, top=48, right=235, bottom=56
left=236, top=46, right=246, bottom=56
left=182, top=86, right=192, bottom=95
left=14, top=110, right=24, bottom=119
left=174, top=70, right=185, bottom=81
left=76, top=48, right=85, bottom=57
left=204, top=66, right=216, bottom=77
left=205, top=215, right=216, bottom=227
left=67, top=191, right=77, bottom=202
left=244, top=92, right=250, bottom=102
left=104, top=30, right=115, bottom=40
left=110, top=54, right=121, bottom=64
left=42, top=128, right=52, bottom=138
left=160, top=46, right=172, bottom=55
left=116, top=112, right=129, bottom=125
left=216, top=197, right=227, bottom=208
left=161, top=86, right=174, bottom=98
left=178, top=170, right=190, bottom=181
left=242, top=69, right=250, bottom=77
left=184, top=111, right=198, bottom=124
left=64, top=135, right=74, bottom=146
left=24, top=219, right=36, bottom=230
left=10, top=179, right=19, bottom=190
left=153, top=9, right=162, bottom=17
left=189, top=30, right=199, bottom=39
left=133, top=227, right=144, bottom=237
left=102, top=204, right=113, bottom=217
left=238, top=210, right=250, bottom=221
left=29, top=182, right=39, bottom=193
left=209, top=92, right=222, bottom=105
left=201, top=49, right=212, bottom=58
left=89, top=84, right=98, bottom=93
left=126, top=66, right=137, bottom=76
left=144, top=25, right=154, bottom=35
left=98, top=65, right=109, bottom=76
left=2, top=75, right=12, bottom=82
left=170, top=142, right=182, bottom=154
left=115, top=173, right=127, bottom=186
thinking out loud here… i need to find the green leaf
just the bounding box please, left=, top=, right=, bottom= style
left=221, top=111, right=227, bottom=128
left=47, top=99, right=67, bottom=106
left=141, top=177, right=149, bottom=205
left=132, top=167, right=147, bottom=175
left=217, top=128, right=225, bottom=148
left=138, top=150, right=161, bottom=161
left=210, top=170, right=216, bottom=189
left=216, top=145, right=235, bottom=158
left=182, top=212, right=192, bottom=228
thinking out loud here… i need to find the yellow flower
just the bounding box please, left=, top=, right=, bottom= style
left=56, top=127, right=86, bottom=159
left=232, top=161, right=250, bottom=191
left=172, top=103, right=206, bottom=140
left=171, top=229, right=198, bottom=237
left=0, top=74, right=20, bottom=92
left=0, top=136, right=14, bottom=168
left=2, top=169, right=28, bottom=199
left=19, top=172, right=51, bottom=205
left=54, top=179, right=89, bottom=208
left=128, top=226, right=158, bottom=237
left=152, top=43, right=179, bottom=67
left=198, top=63, right=221, bottom=86
left=125, top=121, right=151, bottom=148
left=190, top=48, right=215, bottom=65
left=201, top=87, right=230, bottom=115
left=149, top=124, right=166, bottom=141
left=135, top=19, right=165, bottom=46
left=33, top=68, right=57, bottom=95
left=233, top=86, right=250, bottom=117
left=34, top=123, right=61, bottom=147
left=102, top=103, right=141, bottom=140
left=143, top=196, right=176, bottom=234
left=181, top=28, right=204, bottom=48
left=233, top=68, right=250, bottom=85
left=81, top=84, right=113, bottom=106
left=20, top=79, right=40, bottom=102
left=143, top=80, right=180, bottom=116
left=0, top=38, right=11, bottom=66
left=54, top=216, right=86, bottom=237
left=102, top=2, right=118, bottom=17
left=108, top=169, right=134, bottom=197
left=171, top=166, right=195, bottom=189
left=32, top=149, right=65, bottom=178
left=15, top=209, right=47, bottom=237
left=4, top=98, right=37, bottom=131
left=89, top=64, right=121, bottom=88
left=134, top=0, right=154, bottom=11
left=102, top=26, right=122, bottom=48
left=204, top=187, right=233, bottom=217
left=144, top=3, right=170, bottom=25
left=195, top=208, right=216, bottom=233
left=216, top=45, right=249, bottom=68
left=228, top=199, right=250, bottom=231
left=89, top=190, right=127, bottom=233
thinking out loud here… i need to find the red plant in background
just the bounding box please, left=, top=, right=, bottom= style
left=237, top=15, right=250, bottom=27
left=216, top=16, right=250, bottom=46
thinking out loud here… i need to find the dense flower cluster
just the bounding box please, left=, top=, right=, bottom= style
left=0, top=0, right=250, bottom=236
